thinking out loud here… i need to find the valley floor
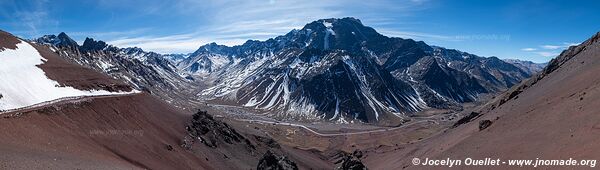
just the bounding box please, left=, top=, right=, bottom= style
left=199, top=101, right=469, bottom=154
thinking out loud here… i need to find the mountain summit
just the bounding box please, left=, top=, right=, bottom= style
left=173, top=17, right=532, bottom=123
left=35, top=32, right=78, bottom=48
left=288, top=17, right=383, bottom=51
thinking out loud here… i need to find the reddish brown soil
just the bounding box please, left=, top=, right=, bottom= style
left=0, top=30, right=19, bottom=50
left=32, top=43, right=132, bottom=92
left=0, top=93, right=337, bottom=169
left=0, top=93, right=212, bottom=169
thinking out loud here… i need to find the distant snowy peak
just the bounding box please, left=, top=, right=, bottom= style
left=503, top=59, right=547, bottom=75
left=35, top=32, right=78, bottom=48
left=162, top=53, right=190, bottom=63
left=295, top=17, right=383, bottom=51
left=194, top=42, right=233, bottom=54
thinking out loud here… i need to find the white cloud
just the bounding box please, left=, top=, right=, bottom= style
left=69, top=28, right=151, bottom=39
left=2, top=0, right=58, bottom=37
left=564, top=42, right=580, bottom=47
left=523, top=42, right=581, bottom=58
left=99, top=0, right=432, bottom=54
left=107, top=33, right=254, bottom=54
left=540, top=45, right=562, bottom=50
left=378, top=30, right=461, bottom=41
left=3, top=0, right=431, bottom=54
left=540, top=42, right=580, bottom=50
left=534, top=51, right=559, bottom=57
left=521, top=48, right=537, bottom=51
left=108, top=34, right=209, bottom=54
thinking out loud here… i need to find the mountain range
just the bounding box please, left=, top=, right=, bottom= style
left=177, top=18, right=544, bottom=123
left=35, top=17, right=543, bottom=123
left=503, top=58, right=547, bottom=75
left=367, top=31, right=600, bottom=170
left=2, top=16, right=592, bottom=170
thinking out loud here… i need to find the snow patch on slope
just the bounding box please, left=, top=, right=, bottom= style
left=323, top=21, right=333, bottom=28
left=0, top=40, right=136, bottom=111
left=323, top=21, right=335, bottom=50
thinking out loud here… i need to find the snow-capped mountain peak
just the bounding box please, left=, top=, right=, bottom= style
left=170, top=17, right=535, bottom=123
left=35, top=32, right=78, bottom=48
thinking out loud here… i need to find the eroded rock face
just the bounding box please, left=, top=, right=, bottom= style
left=254, top=135, right=281, bottom=149
left=479, top=120, right=493, bottom=130
left=452, top=111, right=481, bottom=128
left=257, top=150, right=298, bottom=170
left=335, top=150, right=367, bottom=170
left=182, top=110, right=255, bottom=150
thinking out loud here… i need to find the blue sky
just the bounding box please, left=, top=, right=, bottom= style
left=2, top=0, right=600, bottom=63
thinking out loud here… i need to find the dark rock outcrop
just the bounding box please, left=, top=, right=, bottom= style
left=334, top=150, right=367, bottom=170
left=254, top=135, right=281, bottom=149
left=452, top=111, right=481, bottom=128
left=182, top=110, right=255, bottom=150
left=479, top=120, right=493, bottom=130
left=80, top=38, right=116, bottom=52
left=257, top=150, right=298, bottom=170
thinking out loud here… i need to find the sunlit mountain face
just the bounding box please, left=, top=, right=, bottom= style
left=171, top=18, right=532, bottom=123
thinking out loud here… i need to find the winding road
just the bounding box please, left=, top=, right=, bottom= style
left=207, top=103, right=444, bottom=137
left=235, top=118, right=439, bottom=137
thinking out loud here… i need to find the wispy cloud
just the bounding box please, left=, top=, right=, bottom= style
left=521, top=48, right=537, bottom=51
left=540, top=42, right=579, bottom=50
left=68, top=28, right=152, bottom=39
left=378, top=30, right=461, bottom=41
left=98, top=0, right=432, bottom=53
left=108, top=34, right=209, bottom=54
left=534, top=51, right=559, bottom=57
left=1, top=0, right=58, bottom=37
left=523, top=42, right=579, bottom=58
left=379, top=29, right=512, bottom=44
left=107, top=33, right=251, bottom=54
left=540, top=45, right=562, bottom=50
left=2, top=0, right=434, bottom=54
